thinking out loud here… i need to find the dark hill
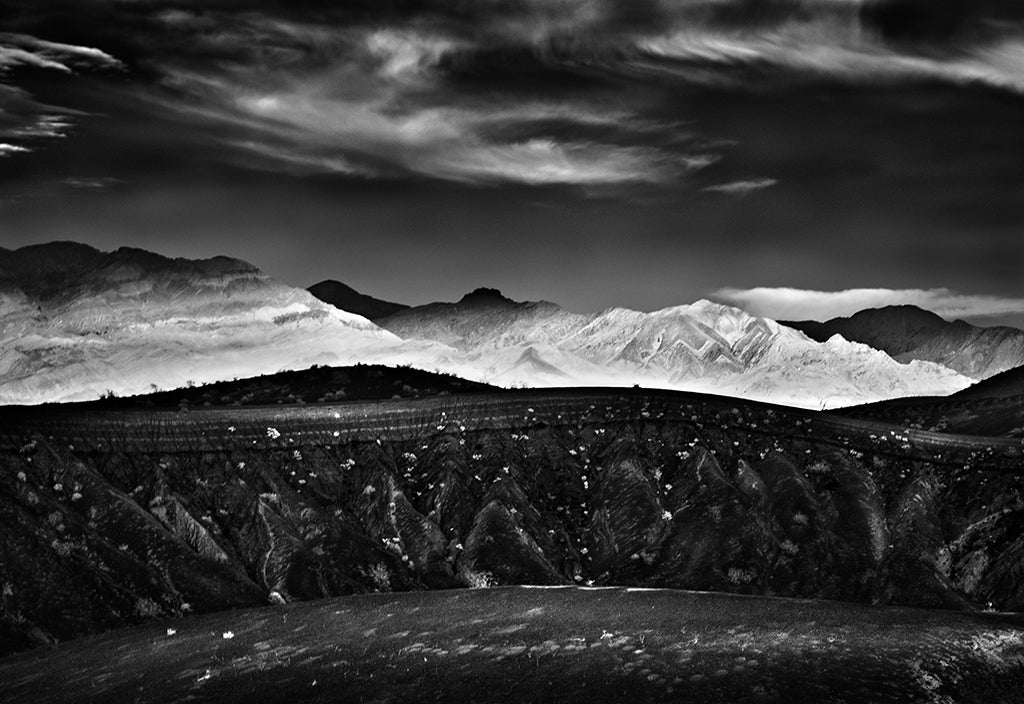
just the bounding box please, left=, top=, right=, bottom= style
left=74, top=364, right=495, bottom=409
left=954, top=364, right=1024, bottom=400
left=840, top=363, right=1024, bottom=437
left=459, top=287, right=514, bottom=305
left=307, top=279, right=408, bottom=320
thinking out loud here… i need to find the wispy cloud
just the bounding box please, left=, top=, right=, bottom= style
left=703, top=177, right=777, bottom=196
left=713, top=286, right=1024, bottom=323
left=0, top=33, right=121, bottom=71
left=635, top=22, right=1024, bottom=95
left=148, top=18, right=716, bottom=187
left=60, top=176, right=120, bottom=190
left=0, top=142, right=30, bottom=156
left=4, top=1, right=1024, bottom=198
left=0, top=32, right=122, bottom=154
left=130, top=2, right=1024, bottom=190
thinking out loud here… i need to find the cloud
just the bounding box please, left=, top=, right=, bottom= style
left=148, top=18, right=717, bottom=187
left=712, top=286, right=1024, bottom=323
left=0, top=32, right=122, bottom=154
left=4, top=0, right=1024, bottom=197
left=0, top=33, right=122, bottom=72
left=703, top=177, right=777, bottom=196
left=0, top=142, right=30, bottom=156
left=635, top=22, right=1024, bottom=95
left=133, top=2, right=1024, bottom=191
left=60, top=177, right=120, bottom=189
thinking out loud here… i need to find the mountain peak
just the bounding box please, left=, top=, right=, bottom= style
left=308, top=279, right=408, bottom=321
left=849, top=304, right=947, bottom=327
left=459, top=287, right=512, bottom=305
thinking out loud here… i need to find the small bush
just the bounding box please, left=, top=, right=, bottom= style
left=460, top=567, right=495, bottom=589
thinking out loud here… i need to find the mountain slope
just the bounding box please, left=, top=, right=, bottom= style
left=783, top=305, right=1024, bottom=380
left=308, top=279, right=409, bottom=320
left=380, top=293, right=971, bottom=408
left=954, top=364, right=1024, bottom=400
left=0, top=244, right=444, bottom=405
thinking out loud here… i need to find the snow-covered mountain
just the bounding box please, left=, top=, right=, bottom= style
left=380, top=290, right=973, bottom=408
left=0, top=244, right=973, bottom=408
left=0, top=243, right=443, bottom=405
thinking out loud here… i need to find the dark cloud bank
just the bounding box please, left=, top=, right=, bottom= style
left=0, top=0, right=1022, bottom=317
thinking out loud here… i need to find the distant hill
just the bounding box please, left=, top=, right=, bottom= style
left=783, top=305, right=1024, bottom=380
left=308, top=279, right=408, bottom=321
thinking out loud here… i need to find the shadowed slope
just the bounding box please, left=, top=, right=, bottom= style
left=307, top=280, right=409, bottom=321
left=2, top=388, right=1024, bottom=656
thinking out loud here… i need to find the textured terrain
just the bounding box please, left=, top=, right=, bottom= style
left=2, top=386, right=1023, bottom=658
left=3, top=586, right=1024, bottom=704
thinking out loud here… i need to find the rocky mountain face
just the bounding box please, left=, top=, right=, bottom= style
left=2, top=388, right=1022, bottom=657
left=783, top=305, right=1024, bottom=380
left=0, top=244, right=443, bottom=405
left=379, top=290, right=971, bottom=408
left=307, top=279, right=409, bottom=320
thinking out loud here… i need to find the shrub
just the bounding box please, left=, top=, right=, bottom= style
left=460, top=567, right=495, bottom=589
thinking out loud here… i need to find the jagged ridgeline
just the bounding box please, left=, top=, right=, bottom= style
left=2, top=387, right=1023, bottom=657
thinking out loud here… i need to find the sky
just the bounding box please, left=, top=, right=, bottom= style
left=1, top=0, right=1023, bottom=323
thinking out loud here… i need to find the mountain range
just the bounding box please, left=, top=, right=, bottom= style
left=784, top=305, right=1024, bottom=380
left=376, top=288, right=971, bottom=408
left=4, top=242, right=1020, bottom=408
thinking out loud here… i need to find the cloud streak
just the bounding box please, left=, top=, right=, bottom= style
left=713, top=286, right=1024, bottom=323
left=0, top=32, right=122, bottom=156
left=703, top=177, right=777, bottom=196
left=146, top=18, right=716, bottom=187
left=637, top=28, right=1024, bottom=95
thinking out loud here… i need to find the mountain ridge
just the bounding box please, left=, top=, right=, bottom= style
left=0, top=243, right=448, bottom=405
left=308, top=279, right=409, bottom=320
left=0, top=243, right=978, bottom=408
left=380, top=291, right=971, bottom=408
left=783, top=305, right=1024, bottom=379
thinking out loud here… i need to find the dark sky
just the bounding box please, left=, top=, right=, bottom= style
left=1, top=0, right=1023, bottom=322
